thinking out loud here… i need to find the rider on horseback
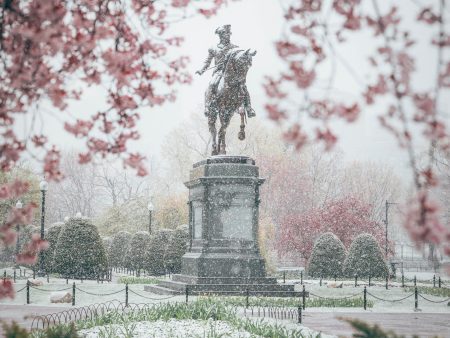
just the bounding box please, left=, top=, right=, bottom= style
left=196, top=24, right=256, bottom=119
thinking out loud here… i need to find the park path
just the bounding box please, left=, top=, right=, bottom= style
left=303, top=312, right=450, bottom=337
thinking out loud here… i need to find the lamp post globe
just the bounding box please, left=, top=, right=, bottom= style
left=14, top=200, right=23, bottom=268
left=147, top=202, right=154, bottom=234
left=37, top=179, right=48, bottom=277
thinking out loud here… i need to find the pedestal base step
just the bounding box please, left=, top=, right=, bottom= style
left=172, top=274, right=278, bottom=285
left=144, top=276, right=308, bottom=298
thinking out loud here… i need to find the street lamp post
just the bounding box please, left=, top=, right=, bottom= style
left=37, top=179, right=48, bottom=277
left=147, top=202, right=154, bottom=234
left=14, top=200, right=23, bottom=268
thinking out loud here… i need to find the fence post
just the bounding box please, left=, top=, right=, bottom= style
left=185, top=286, right=189, bottom=304
left=47, top=274, right=49, bottom=283
left=3, top=270, right=6, bottom=282
left=297, top=306, right=302, bottom=324
left=300, top=271, right=303, bottom=285
left=320, top=276, right=322, bottom=287
left=433, top=275, right=436, bottom=288
left=302, top=285, right=306, bottom=310
left=363, top=286, right=367, bottom=310
left=13, top=270, right=16, bottom=283
left=368, top=275, right=371, bottom=287
left=246, top=288, right=249, bottom=308
left=438, top=276, right=441, bottom=288
left=414, top=275, right=417, bottom=287
left=385, top=274, right=388, bottom=290
left=33, top=268, right=35, bottom=279
left=125, top=283, right=129, bottom=307
left=72, top=282, right=76, bottom=306
left=283, top=271, right=286, bottom=284
left=402, top=274, right=404, bottom=288
left=354, top=274, right=357, bottom=287
left=66, top=277, right=68, bottom=285
left=414, top=286, right=418, bottom=311
left=26, top=280, right=30, bottom=304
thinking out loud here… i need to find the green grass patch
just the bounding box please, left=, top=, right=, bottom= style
left=212, top=295, right=373, bottom=308
left=117, top=276, right=160, bottom=284
left=404, top=286, right=450, bottom=298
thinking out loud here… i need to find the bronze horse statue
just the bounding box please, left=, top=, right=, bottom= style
left=205, top=49, right=257, bottom=155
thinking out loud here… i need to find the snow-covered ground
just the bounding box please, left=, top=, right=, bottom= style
left=79, top=319, right=255, bottom=338
left=78, top=318, right=335, bottom=338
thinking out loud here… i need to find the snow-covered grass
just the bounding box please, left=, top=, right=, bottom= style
left=210, top=295, right=374, bottom=308
left=403, top=285, right=450, bottom=297
left=30, top=299, right=325, bottom=338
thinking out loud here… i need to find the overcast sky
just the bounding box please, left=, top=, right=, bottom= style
left=17, top=0, right=449, bottom=187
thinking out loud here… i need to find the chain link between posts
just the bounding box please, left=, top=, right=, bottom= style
left=127, top=288, right=178, bottom=301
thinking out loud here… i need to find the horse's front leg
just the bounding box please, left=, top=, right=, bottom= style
left=208, top=112, right=218, bottom=156
left=218, top=112, right=232, bottom=155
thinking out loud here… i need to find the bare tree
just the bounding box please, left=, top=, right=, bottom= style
left=45, top=152, right=100, bottom=223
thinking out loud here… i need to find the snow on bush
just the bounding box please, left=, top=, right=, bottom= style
left=108, top=231, right=132, bottom=269
left=53, top=217, right=108, bottom=278
left=166, top=224, right=189, bottom=273
left=146, top=229, right=173, bottom=275
left=41, top=222, right=64, bottom=273
left=343, top=233, right=388, bottom=278
left=307, top=232, right=346, bottom=278
left=125, top=231, right=150, bottom=276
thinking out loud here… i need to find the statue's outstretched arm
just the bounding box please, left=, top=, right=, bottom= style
left=196, top=48, right=214, bottom=75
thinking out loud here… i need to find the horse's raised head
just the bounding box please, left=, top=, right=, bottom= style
left=244, top=49, right=257, bottom=57
left=236, top=49, right=256, bottom=69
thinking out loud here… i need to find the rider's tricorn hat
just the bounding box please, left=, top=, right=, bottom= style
left=215, top=24, right=231, bottom=35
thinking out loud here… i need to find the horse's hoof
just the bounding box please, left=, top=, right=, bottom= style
left=238, top=131, right=245, bottom=141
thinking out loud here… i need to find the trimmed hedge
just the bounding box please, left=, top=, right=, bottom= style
left=308, top=232, right=346, bottom=278
left=343, top=233, right=388, bottom=278
left=108, top=231, right=132, bottom=268
left=41, top=223, right=64, bottom=273
left=53, top=217, right=107, bottom=278
left=125, top=231, right=150, bottom=276
left=146, top=229, right=173, bottom=275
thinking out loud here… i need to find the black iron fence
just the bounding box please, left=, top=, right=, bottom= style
left=14, top=280, right=450, bottom=313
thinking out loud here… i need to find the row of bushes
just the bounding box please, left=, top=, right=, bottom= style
left=28, top=217, right=188, bottom=279
left=308, top=232, right=388, bottom=278
left=104, top=225, right=188, bottom=276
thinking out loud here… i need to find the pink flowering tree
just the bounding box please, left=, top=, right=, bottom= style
left=277, top=196, right=384, bottom=262
left=265, top=1, right=450, bottom=260
left=0, top=0, right=235, bottom=298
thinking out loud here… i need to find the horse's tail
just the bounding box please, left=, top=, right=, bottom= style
left=238, top=110, right=246, bottom=141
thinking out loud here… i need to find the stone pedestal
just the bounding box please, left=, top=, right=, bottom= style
left=145, top=156, right=301, bottom=296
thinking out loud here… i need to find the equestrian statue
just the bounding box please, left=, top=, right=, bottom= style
left=196, top=24, right=256, bottom=156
